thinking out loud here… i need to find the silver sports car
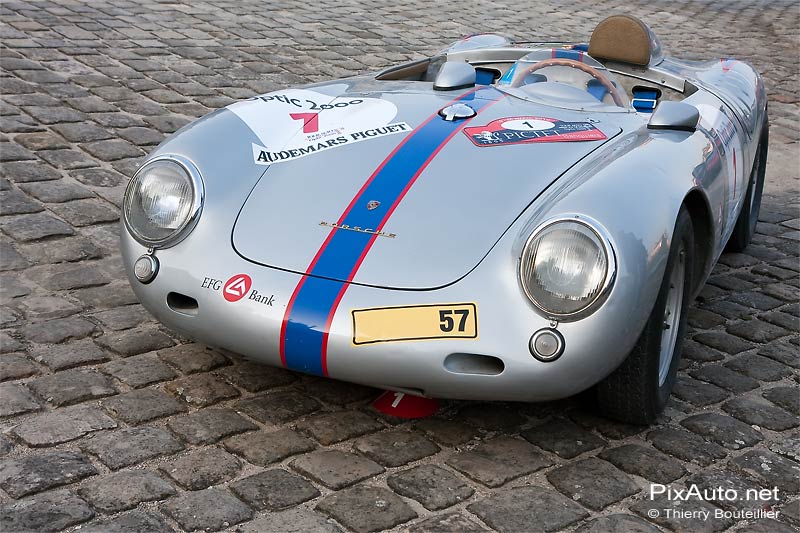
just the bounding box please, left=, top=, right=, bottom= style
left=120, top=15, right=768, bottom=424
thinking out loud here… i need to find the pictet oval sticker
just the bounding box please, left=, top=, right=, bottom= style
left=223, top=274, right=252, bottom=302
left=464, top=116, right=607, bottom=146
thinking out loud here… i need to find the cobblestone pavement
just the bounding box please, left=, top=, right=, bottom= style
left=1, top=1, right=798, bottom=532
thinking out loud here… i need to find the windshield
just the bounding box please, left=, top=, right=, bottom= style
left=498, top=49, right=630, bottom=111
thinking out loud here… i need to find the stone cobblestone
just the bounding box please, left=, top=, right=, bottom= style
left=0, top=1, right=797, bottom=532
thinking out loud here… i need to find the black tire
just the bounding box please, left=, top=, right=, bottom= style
left=596, top=206, right=695, bottom=425
left=726, top=119, right=769, bottom=252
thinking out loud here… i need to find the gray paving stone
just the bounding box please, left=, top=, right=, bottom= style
left=0, top=490, right=94, bottom=532
left=225, top=428, right=316, bottom=466
left=77, top=470, right=176, bottom=513
left=95, top=326, right=175, bottom=356
left=469, top=485, right=589, bottom=532
left=647, top=426, right=727, bottom=466
left=234, top=508, right=342, bottom=533
left=18, top=235, right=103, bottom=264
left=81, top=139, right=143, bottom=161
left=727, top=319, right=790, bottom=343
left=168, top=407, right=257, bottom=445
left=19, top=294, right=81, bottom=320
left=575, top=514, right=661, bottom=533
left=13, top=404, right=117, bottom=447
left=317, top=485, right=417, bottom=533
left=165, top=371, right=239, bottom=406
left=48, top=198, right=119, bottom=226
left=37, top=148, right=97, bottom=169
left=758, top=341, right=800, bottom=368
left=25, top=262, right=109, bottom=290
left=458, top=404, right=526, bottom=431
left=162, top=488, right=251, bottom=531
left=21, top=315, right=97, bottom=343
left=0, top=188, right=43, bottom=215
left=693, top=331, right=753, bottom=354
left=51, top=122, right=113, bottom=142
left=681, top=413, right=764, bottom=450
left=722, top=396, right=798, bottom=430
left=0, top=352, right=39, bottom=381
left=299, top=378, right=377, bottom=405
left=0, top=450, right=97, bottom=498
left=69, top=166, right=125, bottom=187
left=160, top=446, right=241, bottom=490
left=30, top=338, right=108, bottom=370
left=567, top=411, right=644, bottom=440
left=547, top=457, right=638, bottom=510
left=763, top=386, right=800, bottom=415
left=730, top=291, right=785, bottom=311
left=406, top=512, right=489, bottom=532
left=18, top=180, right=94, bottom=203
left=353, top=430, right=440, bottom=467
left=80, top=511, right=175, bottom=533
left=415, top=417, right=479, bottom=446
left=73, top=280, right=139, bottom=309
left=0, top=435, right=12, bottom=456
left=0, top=212, right=74, bottom=241
left=761, top=311, right=800, bottom=333
left=28, top=368, right=117, bottom=406
left=292, top=449, right=384, bottom=490
left=0, top=271, right=33, bottom=301
left=388, top=464, right=474, bottom=511
left=599, top=443, right=687, bottom=483
left=672, top=375, right=730, bottom=406
left=102, top=352, right=177, bottom=388
left=81, top=426, right=184, bottom=469
left=102, top=387, right=187, bottom=424
left=732, top=449, right=800, bottom=493
left=0, top=241, right=28, bottom=270
left=690, top=364, right=760, bottom=392
left=0, top=160, right=61, bottom=182
left=236, top=390, right=319, bottom=424
left=447, top=436, right=553, bottom=488
left=158, top=343, right=228, bottom=373
left=92, top=304, right=151, bottom=330
left=296, top=410, right=384, bottom=445
left=231, top=469, right=320, bottom=511
left=0, top=381, right=41, bottom=417
left=216, top=360, right=296, bottom=392
left=725, top=353, right=793, bottom=381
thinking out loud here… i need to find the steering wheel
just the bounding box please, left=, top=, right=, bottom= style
left=510, top=58, right=625, bottom=107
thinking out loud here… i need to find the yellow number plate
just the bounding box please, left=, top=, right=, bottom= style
left=352, top=303, right=478, bottom=345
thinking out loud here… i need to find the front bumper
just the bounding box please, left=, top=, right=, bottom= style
left=121, top=222, right=647, bottom=403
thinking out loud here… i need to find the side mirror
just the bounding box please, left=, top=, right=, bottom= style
left=434, top=62, right=476, bottom=91
left=647, top=101, right=700, bottom=133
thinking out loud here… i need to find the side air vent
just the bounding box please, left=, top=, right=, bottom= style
left=167, top=292, right=198, bottom=316
left=443, top=353, right=505, bottom=376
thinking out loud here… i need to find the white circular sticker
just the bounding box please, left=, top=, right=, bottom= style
left=501, top=118, right=555, bottom=131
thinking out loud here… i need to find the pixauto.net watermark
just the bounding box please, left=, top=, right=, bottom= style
left=645, top=484, right=781, bottom=521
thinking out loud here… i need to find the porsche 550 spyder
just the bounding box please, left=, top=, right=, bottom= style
left=120, top=15, right=768, bottom=424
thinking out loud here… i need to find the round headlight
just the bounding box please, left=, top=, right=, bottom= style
left=520, top=217, right=615, bottom=320
left=123, top=155, right=203, bottom=248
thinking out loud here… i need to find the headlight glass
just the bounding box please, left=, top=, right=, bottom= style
left=520, top=219, right=613, bottom=318
left=123, top=156, right=202, bottom=247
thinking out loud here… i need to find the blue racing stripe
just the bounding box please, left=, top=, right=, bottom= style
left=553, top=49, right=584, bottom=61
left=281, top=87, right=503, bottom=376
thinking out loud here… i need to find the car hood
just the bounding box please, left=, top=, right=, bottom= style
left=230, top=85, right=621, bottom=290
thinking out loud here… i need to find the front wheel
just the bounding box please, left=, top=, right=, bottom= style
left=595, top=206, right=695, bottom=425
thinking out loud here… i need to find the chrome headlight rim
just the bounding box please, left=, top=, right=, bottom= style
left=519, top=214, right=617, bottom=322
left=123, top=154, right=204, bottom=249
